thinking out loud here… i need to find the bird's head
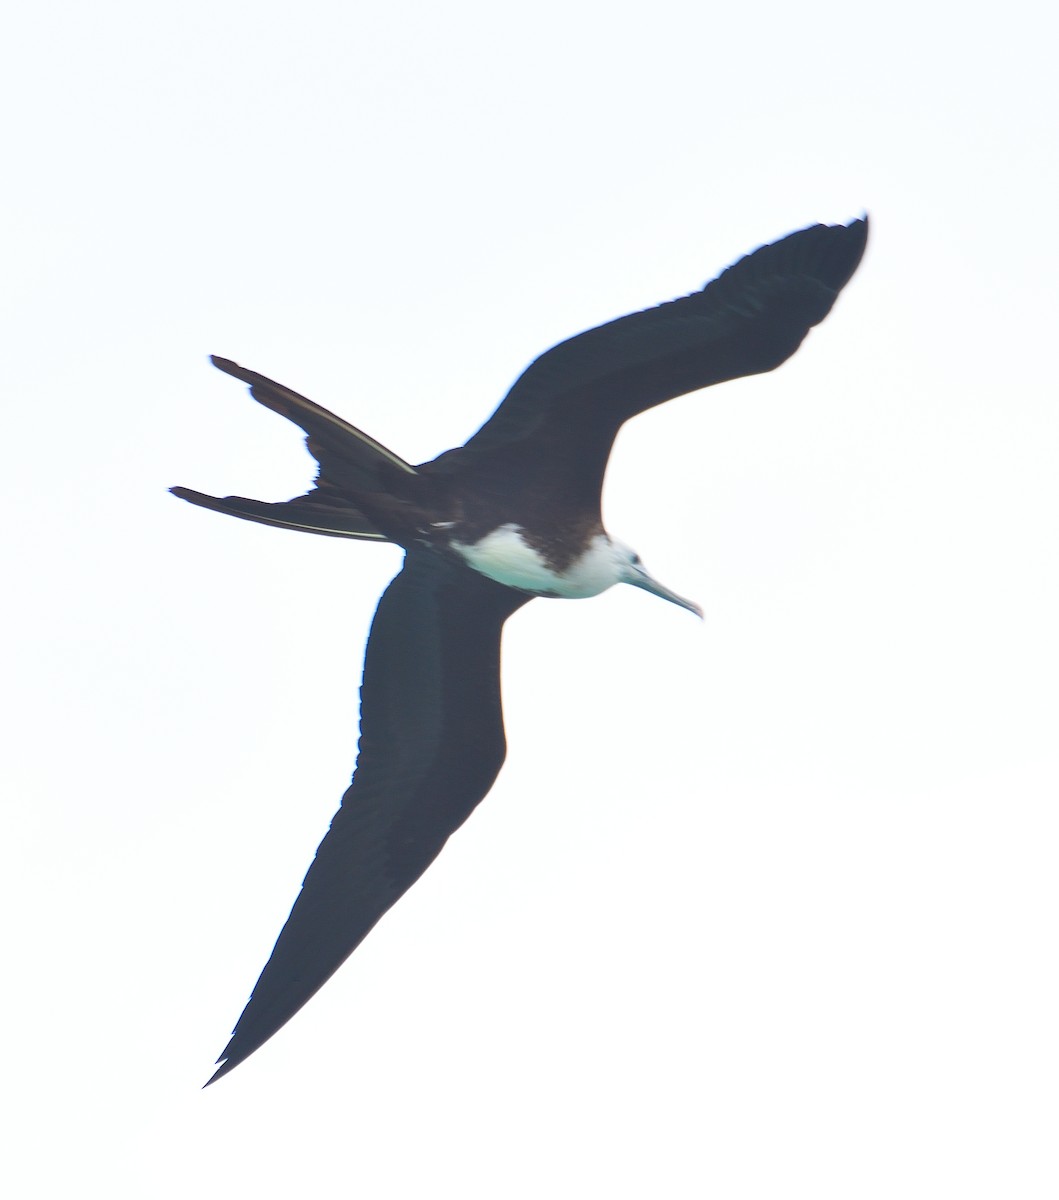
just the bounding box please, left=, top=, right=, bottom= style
left=610, top=539, right=703, bottom=619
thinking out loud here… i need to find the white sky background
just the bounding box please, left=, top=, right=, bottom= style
left=3, top=0, right=1057, bottom=1195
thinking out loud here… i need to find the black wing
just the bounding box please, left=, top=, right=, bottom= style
left=458, top=218, right=868, bottom=460
left=172, top=357, right=419, bottom=540
left=207, top=551, right=531, bottom=1083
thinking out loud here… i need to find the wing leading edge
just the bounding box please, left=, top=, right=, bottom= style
left=459, top=218, right=868, bottom=460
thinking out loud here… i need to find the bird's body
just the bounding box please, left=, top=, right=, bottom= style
left=453, top=525, right=627, bottom=598
left=174, top=217, right=867, bottom=1082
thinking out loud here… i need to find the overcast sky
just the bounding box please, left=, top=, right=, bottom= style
left=4, top=1, right=1058, bottom=1196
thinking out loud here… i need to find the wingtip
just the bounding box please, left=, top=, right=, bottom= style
left=827, top=213, right=868, bottom=244
left=202, top=1039, right=244, bottom=1087
left=203, top=1058, right=233, bottom=1088
left=846, top=213, right=869, bottom=252
left=848, top=213, right=870, bottom=271
left=817, top=214, right=869, bottom=292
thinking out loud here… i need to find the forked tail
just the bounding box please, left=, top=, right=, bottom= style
left=171, top=356, right=420, bottom=540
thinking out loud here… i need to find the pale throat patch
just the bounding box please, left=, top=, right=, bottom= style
left=452, top=524, right=622, bottom=598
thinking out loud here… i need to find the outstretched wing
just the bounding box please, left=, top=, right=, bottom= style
left=458, top=218, right=868, bottom=460
left=172, top=357, right=419, bottom=539
left=207, top=551, right=531, bottom=1083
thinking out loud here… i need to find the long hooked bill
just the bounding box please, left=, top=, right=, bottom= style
left=628, top=565, right=703, bottom=619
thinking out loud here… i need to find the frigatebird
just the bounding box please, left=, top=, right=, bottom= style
left=174, top=217, right=867, bottom=1083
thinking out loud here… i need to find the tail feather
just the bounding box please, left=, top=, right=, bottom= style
left=172, top=357, right=417, bottom=539
left=209, top=356, right=417, bottom=494
left=170, top=486, right=390, bottom=540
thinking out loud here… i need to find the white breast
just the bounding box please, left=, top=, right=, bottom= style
left=452, top=524, right=622, bottom=598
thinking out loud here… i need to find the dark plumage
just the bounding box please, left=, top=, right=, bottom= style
left=173, top=217, right=867, bottom=1082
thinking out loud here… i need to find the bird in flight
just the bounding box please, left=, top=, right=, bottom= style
left=174, top=217, right=867, bottom=1083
